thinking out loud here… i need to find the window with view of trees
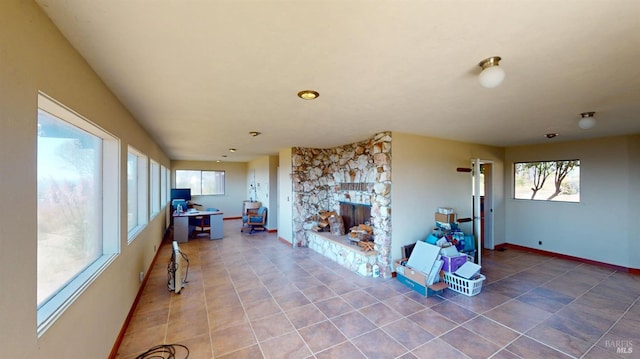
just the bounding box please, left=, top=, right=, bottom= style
left=37, top=93, right=119, bottom=334
left=175, top=170, right=225, bottom=195
left=514, top=160, right=580, bottom=202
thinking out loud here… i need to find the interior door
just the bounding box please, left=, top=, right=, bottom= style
left=483, top=163, right=494, bottom=250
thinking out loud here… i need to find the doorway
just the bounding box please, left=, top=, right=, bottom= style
left=472, top=159, right=494, bottom=265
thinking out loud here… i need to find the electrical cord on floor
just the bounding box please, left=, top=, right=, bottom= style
left=180, top=251, right=190, bottom=283
left=135, top=343, right=189, bottom=359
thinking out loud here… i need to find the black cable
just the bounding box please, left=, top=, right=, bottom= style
left=167, top=250, right=190, bottom=291
left=135, top=343, right=189, bottom=359
left=179, top=250, right=190, bottom=284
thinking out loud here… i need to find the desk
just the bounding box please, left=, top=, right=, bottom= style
left=173, top=210, right=224, bottom=243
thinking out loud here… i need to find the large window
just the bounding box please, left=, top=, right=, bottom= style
left=175, top=170, right=225, bottom=195
left=37, top=93, right=119, bottom=334
left=514, top=160, right=580, bottom=202
left=127, top=146, right=148, bottom=240
left=150, top=160, right=160, bottom=217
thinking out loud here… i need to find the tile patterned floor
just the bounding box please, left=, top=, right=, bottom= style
left=116, top=220, right=640, bottom=359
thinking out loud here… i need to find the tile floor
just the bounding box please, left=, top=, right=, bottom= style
left=116, top=220, right=640, bottom=359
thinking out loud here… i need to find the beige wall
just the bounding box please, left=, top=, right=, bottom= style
left=1, top=1, right=170, bottom=358
left=391, top=132, right=505, bottom=263
left=278, top=148, right=294, bottom=243
left=247, top=156, right=279, bottom=229
left=505, top=135, right=639, bottom=269
left=171, top=160, right=247, bottom=217
left=629, top=135, right=640, bottom=269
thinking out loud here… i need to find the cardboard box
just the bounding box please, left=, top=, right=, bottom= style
left=455, top=261, right=482, bottom=279
left=435, top=212, right=456, bottom=223
left=395, top=259, right=426, bottom=285
left=395, top=258, right=447, bottom=296
left=438, top=207, right=454, bottom=214
left=406, top=241, right=441, bottom=274
left=442, top=255, right=468, bottom=273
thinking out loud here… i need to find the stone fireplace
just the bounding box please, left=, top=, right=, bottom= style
left=291, top=132, right=392, bottom=277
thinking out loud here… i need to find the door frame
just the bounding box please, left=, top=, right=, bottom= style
left=472, top=159, right=495, bottom=266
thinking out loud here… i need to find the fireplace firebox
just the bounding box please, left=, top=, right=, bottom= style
left=339, top=202, right=372, bottom=230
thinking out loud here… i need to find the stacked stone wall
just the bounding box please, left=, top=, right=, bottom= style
left=291, top=132, right=392, bottom=277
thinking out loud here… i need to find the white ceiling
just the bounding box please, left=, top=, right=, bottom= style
left=36, top=0, right=640, bottom=162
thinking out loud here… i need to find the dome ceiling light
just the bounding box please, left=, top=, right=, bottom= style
left=478, top=56, right=505, bottom=88
left=578, top=112, right=596, bottom=129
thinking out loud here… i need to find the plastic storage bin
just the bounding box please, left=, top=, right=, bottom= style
left=443, top=273, right=486, bottom=296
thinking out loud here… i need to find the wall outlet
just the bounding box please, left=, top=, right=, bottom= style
left=139, top=271, right=144, bottom=282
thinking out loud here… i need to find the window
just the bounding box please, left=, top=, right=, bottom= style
left=175, top=170, right=225, bottom=195
left=127, top=146, right=148, bottom=239
left=150, top=160, right=160, bottom=217
left=161, top=165, right=167, bottom=208
left=166, top=166, right=171, bottom=205
left=514, top=160, right=580, bottom=202
left=37, top=93, right=119, bottom=334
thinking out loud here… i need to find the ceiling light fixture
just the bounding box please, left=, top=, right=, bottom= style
left=545, top=133, right=558, bottom=139
left=297, top=90, right=319, bottom=100
left=249, top=131, right=262, bottom=137
left=478, top=56, right=505, bottom=88
left=229, top=148, right=236, bottom=152
left=578, top=112, right=596, bottom=129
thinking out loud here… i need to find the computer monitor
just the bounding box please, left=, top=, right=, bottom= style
left=171, top=188, right=191, bottom=201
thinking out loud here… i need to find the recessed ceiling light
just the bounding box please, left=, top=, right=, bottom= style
left=229, top=148, right=236, bottom=152
left=545, top=133, right=558, bottom=139
left=297, top=90, right=319, bottom=100
left=249, top=131, right=262, bottom=137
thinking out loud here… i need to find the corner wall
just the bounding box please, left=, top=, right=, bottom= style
left=391, top=132, right=505, bottom=264
left=278, top=148, right=293, bottom=243
left=629, top=135, right=640, bottom=269
left=247, top=155, right=279, bottom=230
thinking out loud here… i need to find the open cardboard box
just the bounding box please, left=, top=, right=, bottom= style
left=395, top=241, right=448, bottom=296
left=395, top=259, right=448, bottom=296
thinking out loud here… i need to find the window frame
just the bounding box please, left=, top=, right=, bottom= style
left=37, top=92, right=120, bottom=335
left=513, top=159, right=581, bottom=203
left=160, top=165, right=167, bottom=208
left=127, top=146, right=148, bottom=241
left=150, top=159, right=161, bottom=218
